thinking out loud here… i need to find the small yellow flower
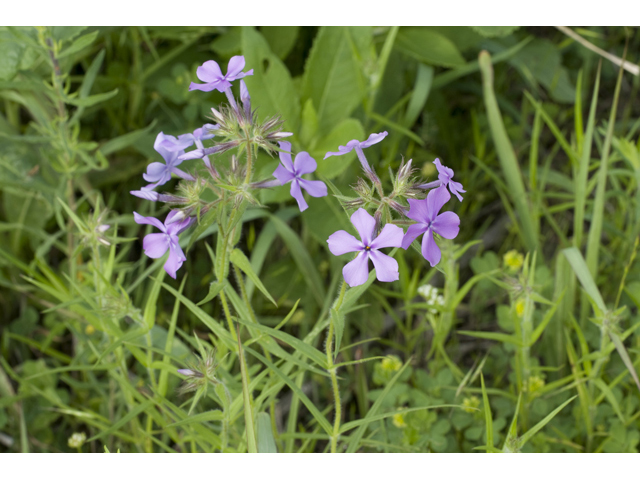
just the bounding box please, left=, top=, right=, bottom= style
left=515, top=298, right=526, bottom=318
left=392, top=412, right=407, bottom=428
left=462, top=395, right=480, bottom=413
left=524, top=375, right=545, bottom=393
left=503, top=250, right=524, bottom=272
left=381, top=355, right=402, bottom=373
left=68, top=432, right=86, bottom=448
left=85, top=324, right=95, bottom=335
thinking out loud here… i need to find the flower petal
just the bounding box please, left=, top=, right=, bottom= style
left=226, top=55, right=246, bottom=79
left=449, top=180, right=465, bottom=201
left=273, top=164, right=295, bottom=185
left=164, top=240, right=187, bottom=279
left=178, top=149, right=205, bottom=161
left=278, top=141, right=294, bottom=172
left=342, top=252, right=370, bottom=287
left=433, top=211, right=460, bottom=239
left=143, top=233, right=170, bottom=258
left=196, top=60, right=223, bottom=83
left=359, top=131, right=388, bottom=148
left=405, top=198, right=430, bottom=223
left=171, top=167, right=195, bottom=181
left=422, top=229, right=441, bottom=267
left=298, top=179, right=327, bottom=198
left=143, top=162, right=169, bottom=183
left=370, top=223, right=404, bottom=249
left=166, top=214, right=193, bottom=236
left=290, top=180, right=308, bottom=212
left=369, top=249, right=399, bottom=282
left=293, top=152, right=317, bottom=175
left=130, top=190, right=159, bottom=201
left=401, top=223, right=427, bottom=249
left=189, top=81, right=218, bottom=92
left=350, top=208, right=376, bottom=245
left=134, top=212, right=166, bottom=232
left=426, top=185, right=451, bottom=218
left=327, top=230, right=362, bottom=256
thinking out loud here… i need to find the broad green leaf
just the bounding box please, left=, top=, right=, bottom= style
left=396, top=27, right=466, bottom=68
left=241, top=27, right=300, bottom=133
left=480, top=373, right=494, bottom=451
left=66, top=89, right=118, bottom=107
left=302, top=26, right=371, bottom=134
left=230, top=248, right=277, bottom=306
left=609, top=332, right=640, bottom=392
left=261, top=26, right=299, bottom=60
left=98, top=120, right=157, bottom=156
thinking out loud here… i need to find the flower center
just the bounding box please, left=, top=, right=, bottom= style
left=364, top=245, right=371, bottom=251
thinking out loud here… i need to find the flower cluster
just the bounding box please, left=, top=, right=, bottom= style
left=324, top=133, right=463, bottom=287
left=131, top=56, right=327, bottom=278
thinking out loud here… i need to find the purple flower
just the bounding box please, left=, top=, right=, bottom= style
left=418, top=158, right=465, bottom=201
left=133, top=211, right=193, bottom=279
left=188, top=56, right=253, bottom=93
left=142, top=133, right=196, bottom=190
left=401, top=186, right=460, bottom=267
left=327, top=209, right=404, bottom=287
left=273, top=141, right=327, bottom=212
left=323, top=131, right=388, bottom=173
left=177, top=124, right=219, bottom=166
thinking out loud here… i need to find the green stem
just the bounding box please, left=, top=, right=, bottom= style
left=219, top=290, right=237, bottom=342
left=244, top=142, right=254, bottom=184
left=326, top=281, right=347, bottom=453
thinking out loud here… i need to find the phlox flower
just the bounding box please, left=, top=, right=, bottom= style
left=327, top=208, right=404, bottom=287
left=133, top=210, right=193, bottom=278
left=273, top=141, right=327, bottom=212
left=188, top=56, right=253, bottom=93
left=177, top=124, right=219, bottom=165
left=418, top=158, right=465, bottom=201
left=142, top=132, right=196, bottom=190
left=323, top=132, right=388, bottom=173
left=401, top=186, right=460, bottom=267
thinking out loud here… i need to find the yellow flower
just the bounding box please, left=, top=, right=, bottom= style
left=392, top=412, right=407, bottom=428
left=524, top=375, right=545, bottom=393
left=462, top=396, right=480, bottom=413
left=515, top=298, right=526, bottom=318
left=85, top=324, right=95, bottom=335
left=381, top=355, right=402, bottom=373
left=503, top=250, right=524, bottom=272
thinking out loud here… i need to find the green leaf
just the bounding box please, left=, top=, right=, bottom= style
left=58, top=31, right=99, bottom=58
left=396, top=27, right=466, bottom=68
left=302, top=26, right=371, bottom=134
left=517, top=396, right=576, bottom=448
left=98, top=120, right=157, bottom=156
left=346, top=360, right=411, bottom=452
left=261, top=26, right=299, bottom=60
left=86, top=400, right=152, bottom=443
left=144, top=270, right=166, bottom=330
left=562, top=247, right=606, bottom=314
left=268, top=213, right=325, bottom=306
left=70, top=49, right=106, bottom=124
left=238, top=332, right=258, bottom=453
left=502, top=394, right=522, bottom=452
left=66, top=89, right=118, bottom=107
left=241, top=27, right=300, bottom=133
left=458, top=330, right=522, bottom=346
left=609, top=332, right=640, bottom=393
left=313, top=118, right=365, bottom=179
left=256, top=412, right=278, bottom=453
left=166, top=410, right=224, bottom=429
left=471, top=26, right=520, bottom=38
left=480, top=373, right=494, bottom=451
left=197, top=280, right=226, bottom=306
left=235, top=319, right=327, bottom=369
left=230, top=248, right=277, bottom=306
